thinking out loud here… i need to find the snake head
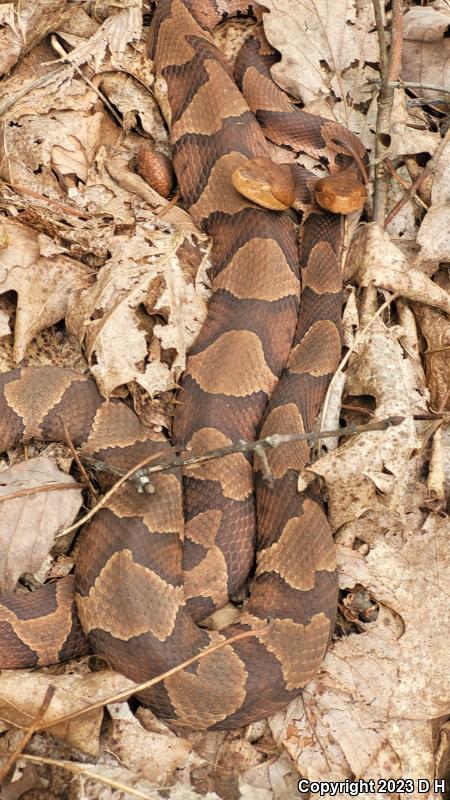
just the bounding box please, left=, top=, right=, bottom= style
left=314, top=171, right=367, bottom=215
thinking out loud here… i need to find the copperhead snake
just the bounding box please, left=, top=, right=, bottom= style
left=0, top=0, right=367, bottom=729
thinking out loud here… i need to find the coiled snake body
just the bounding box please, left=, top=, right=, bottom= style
left=0, top=0, right=367, bottom=729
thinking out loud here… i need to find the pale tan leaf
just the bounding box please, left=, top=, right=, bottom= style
left=106, top=703, right=200, bottom=784
left=261, top=0, right=378, bottom=127
left=413, top=272, right=450, bottom=411
left=0, top=670, right=136, bottom=755
left=0, top=219, right=92, bottom=362
left=347, top=223, right=450, bottom=313
left=388, top=91, right=439, bottom=161
left=100, top=73, right=168, bottom=141
left=0, top=455, right=82, bottom=592
left=0, top=0, right=71, bottom=79
left=67, top=227, right=208, bottom=396
left=402, top=7, right=450, bottom=102
left=240, top=754, right=299, bottom=800
left=311, top=331, right=417, bottom=528
left=417, top=141, right=450, bottom=261
left=269, top=511, right=450, bottom=784
left=0, top=308, right=10, bottom=337
left=52, top=136, right=90, bottom=183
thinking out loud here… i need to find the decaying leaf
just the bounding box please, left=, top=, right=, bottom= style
left=402, top=6, right=450, bottom=103
left=269, top=499, right=449, bottom=784
left=417, top=141, right=450, bottom=262
left=0, top=0, right=71, bottom=79
left=347, top=223, right=450, bottom=313
left=413, top=271, right=450, bottom=411
left=67, top=226, right=209, bottom=396
left=106, top=702, right=201, bottom=784
left=0, top=220, right=92, bottom=362
left=310, top=330, right=417, bottom=527
left=0, top=670, right=136, bottom=756
left=261, top=0, right=378, bottom=126
left=0, top=455, right=82, bottom=593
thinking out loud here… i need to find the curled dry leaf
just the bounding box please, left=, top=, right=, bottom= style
left=347, top=223, right=450, bottom=314
left=310, top=331, right=417, bottom=528
left=240, top=754, right=300, bottom=799
left=417, top=141, right=450, bottom=262
left=0, top=455, right=82, bottom=593
left=106, top=703, right=200, bottom=784
left=0, top=0, right=71, bottom=78
left=270, top=501, right=449, bottom=783
left=100, top=73, right=168, bottom=142
left=0, top=220, right=92, bottom=362
left=54, top=5, right=143, bottom=75
left=0, top=670, right=136, bottom=756
left=10, top=109, right=103, bottom=188
left=402, top=7, right=450, bottom=103
left=261, top=0, right=378, bottom=129
left=413, top=271, right=450, bottom=411
left=67, top=226, right=209, bottom=396
left=387, top=90, right=439, bottom=162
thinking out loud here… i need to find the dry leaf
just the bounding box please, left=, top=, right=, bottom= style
left=347, top=223, right=450, bottom=313
left=311, top=330, right=417, bottom=528
left=413, top=271, right=450, bottom=411
left=100, top=73, right=168, bottom=142
left=0, top=455, right=82, bottom=592
left=0, top=0, right=70, bottom=78
left=240, top=754, right=299, bottom=800
left=402, top=7, right=450, bottom=103
left=67, top=226, right=209, bottom=396
left=417, top=141, right=450, bottom=261
left=261, top=0, right=378, bottom=127
left=106, top=702, right=200, bottom=784
left=0, top=670, right=136, bottom=755
left=0, top=220, right=92, bottom=362
left=268, top=511, right=449, bottom=785
left=387, top=90, right=439, bottom=162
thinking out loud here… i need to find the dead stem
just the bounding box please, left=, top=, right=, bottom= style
left=365, top=0, right=404, bottom=323
left=0, top=686, right=55, bottom=783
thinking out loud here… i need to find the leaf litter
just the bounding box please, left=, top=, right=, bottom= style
left=0, top=0, right=449, bottom=798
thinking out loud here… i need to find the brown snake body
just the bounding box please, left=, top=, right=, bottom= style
left=0, top=0, right=367, bottom=729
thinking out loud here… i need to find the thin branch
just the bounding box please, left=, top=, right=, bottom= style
left=33, top=624, right=272, bottom=733
left=59, top=447, right=168, bottom=537
left=0, top=752, right=154, bottom=800
left=0, top=482, right=84, bottom=504
left=371, top=0, right=404, bottom=225
left=78, top=415, right=406, bottom=496
left=383, top=158, right=428, bottom=228
left=366, top=0, right=403, bottom=324
left=368, top=79, right=450, bottom=96
left=1, top=180, right=90, bottom=219
left=62, top=419, right=98, bottom=500
left=50, top=36, right=124, bottom=129
left=320, top=291, right=399, bottom=427
left=0, top=686, right=55, bottom=783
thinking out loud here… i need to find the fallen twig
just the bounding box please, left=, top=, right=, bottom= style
left=30, top=624, right=272, bottom=733
left=0, top=752, right=154, bottom=800
left=0, top=482, right=84, bottom=504
left=368, top=79, right=450, bottom=96
left=365, top=0, right=403, bottom=322
left=0, top=686, right=55, bottom=783
left=79, top=415, right=406, bottom=494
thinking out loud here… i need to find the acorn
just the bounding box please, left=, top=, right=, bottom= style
left=137, top=146, right=175, bottom=198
